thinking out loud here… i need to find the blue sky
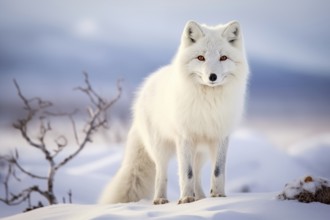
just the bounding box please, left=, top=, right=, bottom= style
left=1, top=0, right=329, bottom=78
left=0, top=0, right=330, bottom=102
left=0, top=0, right=329, bottom=147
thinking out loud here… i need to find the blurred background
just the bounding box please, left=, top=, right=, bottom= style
left=1, top=0, right=330, bottom=151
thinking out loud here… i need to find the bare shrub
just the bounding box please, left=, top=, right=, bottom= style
left=0, top=72, right=122, bottom=211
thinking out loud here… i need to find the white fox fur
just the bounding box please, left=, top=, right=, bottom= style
left=99, top=20, right=249, bottom=204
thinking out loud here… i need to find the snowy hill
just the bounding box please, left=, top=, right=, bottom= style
left=3, top=193, right=330, bottom=220
left=1, top=129, right=329, bottom=219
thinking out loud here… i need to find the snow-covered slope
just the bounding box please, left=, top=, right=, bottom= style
left=3, top=193, right=330, bottom=220
left=1, top=129, right=329, bottom=219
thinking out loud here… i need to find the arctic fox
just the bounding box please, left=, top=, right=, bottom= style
left=99, top=20, right=249, bottom=204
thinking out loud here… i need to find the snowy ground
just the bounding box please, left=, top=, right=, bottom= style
left=4, top=193, right=330, bottom=220
left=1, top=129, right=329, bottom=219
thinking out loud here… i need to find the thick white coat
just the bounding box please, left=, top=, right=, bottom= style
left=99, top=20, right=249, bottom=204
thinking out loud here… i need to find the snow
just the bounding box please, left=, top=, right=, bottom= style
left=278, top=175, right=330, bottom=200
left=3, top=194, right=330, bottom=220
left=1, top=129, right=330, bottom=219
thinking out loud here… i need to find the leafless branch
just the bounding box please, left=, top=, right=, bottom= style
left=0, top=72, right=122, bottom=212
left=11, top=156, right=47, bottom=180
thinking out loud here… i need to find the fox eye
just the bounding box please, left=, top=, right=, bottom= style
left=220, top=55, right=228, bottom=61
left=197, top=55, right=205, bottom=61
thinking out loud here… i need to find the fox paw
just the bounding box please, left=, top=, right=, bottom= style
left=211, top=193, right=226, bottom=198
left=178, top=196, right=195, bottom=204
left=210, top=189, right=226, bottom=198
left=153, top=198, right=169, bottom=205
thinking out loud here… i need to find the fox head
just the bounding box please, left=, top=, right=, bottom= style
left=174, top=20, right=248, bottom=87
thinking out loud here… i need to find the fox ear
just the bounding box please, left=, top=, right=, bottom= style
left=182, top=21, right=204, bottom=45
left=222, top=21, right=240, bottom=44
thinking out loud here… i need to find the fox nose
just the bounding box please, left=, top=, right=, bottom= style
left=209, top=73, right=217, bottom=82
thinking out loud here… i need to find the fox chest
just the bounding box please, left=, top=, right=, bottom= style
left=173, top=94, right=237, bottom=140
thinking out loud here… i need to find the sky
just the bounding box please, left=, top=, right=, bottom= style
left=0, top=0, right=329, bottom=147
left=1, top=0, right=329, bottom=84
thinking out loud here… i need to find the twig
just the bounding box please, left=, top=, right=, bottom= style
left=0, top=72, right=122, bottom=211
left=12, top=159, right=47, bottom=180
left=55, top=75, right=122, bottom=170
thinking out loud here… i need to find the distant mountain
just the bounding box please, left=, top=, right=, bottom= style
left=248, top=59, right=330, bottom=117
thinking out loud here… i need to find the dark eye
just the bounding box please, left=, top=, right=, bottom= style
left=197, top=55, right=205, bottom=61
left=220, top=55, right=228, bottom=61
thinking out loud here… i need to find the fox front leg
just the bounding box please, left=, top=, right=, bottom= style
left=176, top=139, right=196, bottom=204
left=153, top=160, right=169, bottom=205
left=210, top=137, right=229, bottom=197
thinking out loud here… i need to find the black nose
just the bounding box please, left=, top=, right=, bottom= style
left=209, top=73, right=217, bottom=82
